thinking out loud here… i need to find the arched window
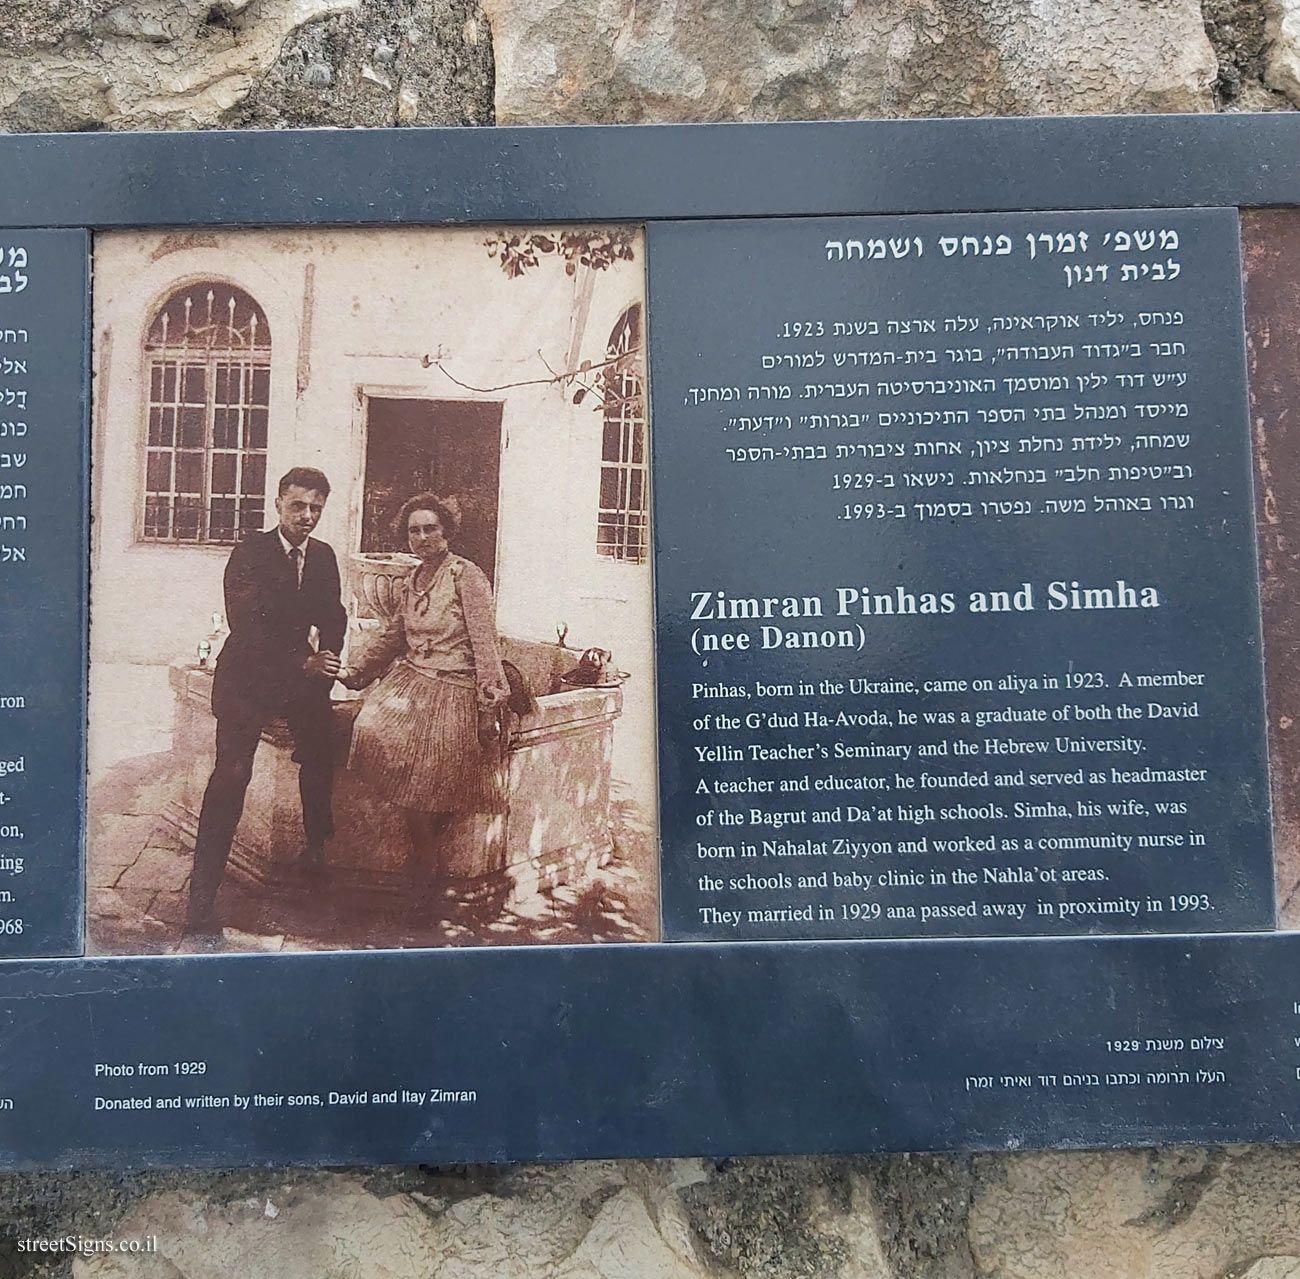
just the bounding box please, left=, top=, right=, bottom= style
left=141, top=283, right=270, bottom=543
left=596, top=303, right=648, bottom=563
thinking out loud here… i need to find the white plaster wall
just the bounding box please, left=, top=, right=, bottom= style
left=90, top=227, right=654, bottom=793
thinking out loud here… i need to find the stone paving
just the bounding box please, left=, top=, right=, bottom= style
left=88, top=761, right=659, bottom=956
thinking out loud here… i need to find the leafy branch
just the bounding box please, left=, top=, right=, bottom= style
left=483, top=228, right=638, bottom=278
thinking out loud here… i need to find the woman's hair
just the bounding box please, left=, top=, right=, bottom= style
left=394, top=492, right=461, bottom=544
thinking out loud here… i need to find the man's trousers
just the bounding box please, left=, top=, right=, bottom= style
left=186, top=694, right=334, bottom=930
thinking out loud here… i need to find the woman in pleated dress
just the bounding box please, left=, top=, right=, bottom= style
left=344, top=493, right=508, bottom=909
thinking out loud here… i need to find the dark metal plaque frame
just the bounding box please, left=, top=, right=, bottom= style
left=2, top=114, right=1300, bottom=228
left=2, top=114, right=1300, bottom=1168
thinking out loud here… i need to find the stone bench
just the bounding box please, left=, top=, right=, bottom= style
left=164, top=635, right=622, bottom=912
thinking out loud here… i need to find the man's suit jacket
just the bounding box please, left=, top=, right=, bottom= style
left=211, top=529, right=348, bottom=722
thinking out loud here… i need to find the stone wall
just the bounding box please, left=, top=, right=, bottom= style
left=8, top=1150, right=1300, bottom=1277
left=5, top=0, right=1300, bottom=1274
left=5, top=0, right=1299, bottom=132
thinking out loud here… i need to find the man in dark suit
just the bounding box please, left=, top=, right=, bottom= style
left=184, top=466, right=348, bottom=939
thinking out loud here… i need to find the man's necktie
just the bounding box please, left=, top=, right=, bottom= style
left=289, top=545, right=303, bottom=589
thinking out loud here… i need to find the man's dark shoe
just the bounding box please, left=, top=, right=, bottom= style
left=298, top=845, right=329, bottom=885
left=177, top=917, right=224, bottom=953
left=183, top=910, right=220, bottom=935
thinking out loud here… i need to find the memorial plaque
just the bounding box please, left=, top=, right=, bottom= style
left=650, top=208, right=1272, bottom=941
left=0, top=121, right=1298, bottom=1168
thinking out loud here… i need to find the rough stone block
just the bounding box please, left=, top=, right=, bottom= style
left=480, top=0, right=1217, bottom=124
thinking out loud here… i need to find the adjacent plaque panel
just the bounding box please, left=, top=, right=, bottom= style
left=0, top=230, right=87, bottom=957
left=649, top=208, right=1273, bottom=942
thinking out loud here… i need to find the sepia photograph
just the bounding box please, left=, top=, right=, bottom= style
left=86, top=224, right=659, bottom=954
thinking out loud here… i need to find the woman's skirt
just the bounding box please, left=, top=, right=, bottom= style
left=348, top=661, right=500, bottom=812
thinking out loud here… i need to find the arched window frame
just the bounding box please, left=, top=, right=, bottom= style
left=596, top=303, right=648, bottom=563
left=139, top=282, right=271, bottom=545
